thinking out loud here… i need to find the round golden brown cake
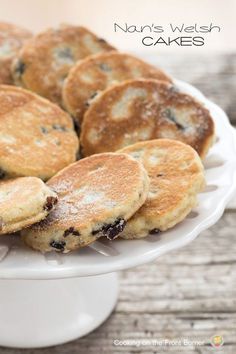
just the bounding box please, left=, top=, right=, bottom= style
left=0, top=22, right=32, bottom=85
left=0, top=85, right=79, bottom=180
left=12, top=24, right=115, bottom=104
left=119, top=139, right=205, bottom=238
left=0, top=177, right=57, bottom=235
left=80, top=79, right=215, bottom=158
left=22, top=153, right=150, bottom=253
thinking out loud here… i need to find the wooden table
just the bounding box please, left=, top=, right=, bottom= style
left=0, top=53, right=235, bottom=354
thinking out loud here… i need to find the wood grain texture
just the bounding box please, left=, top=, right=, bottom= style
left=0, top=53, right=235, bottom=354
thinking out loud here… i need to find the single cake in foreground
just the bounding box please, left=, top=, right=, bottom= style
left=0, top=22, right=32, bottom=85
left=0, top=85, right=79, bottom=180
left=63, top=51, right=172, bottom=124
left=22, top=153, right=149, bottom=253
left=12, top=24, right=115, bottom=104
left=119, top=139, right=205, bottom=239
left=81, top=79, right=214, bottom=158
left=0, top=177, right=57, bottom=235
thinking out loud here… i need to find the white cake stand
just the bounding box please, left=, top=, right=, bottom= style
left=0, top=80, right=236, bottom=349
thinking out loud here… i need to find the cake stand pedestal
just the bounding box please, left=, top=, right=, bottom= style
left=0, top=272, right=118, bottom=348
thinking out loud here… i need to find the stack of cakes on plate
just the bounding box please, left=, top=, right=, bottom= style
left=0, top=22, right=214, bottom=253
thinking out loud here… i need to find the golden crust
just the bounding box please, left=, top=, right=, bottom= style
left=22, top=153, right=149, bottom=253
left=0, top=85, right=79, bottom=180
left=119, top=139, right=205, bottom=238
left=81, top=79, right=215, bottom=158
left=0, top=22, right=32, bottom=85
left=12, top=24, right=115, bottom=104
left=63, top=51, right=172, bottom=124
left=0, top=177, right=57, bottom=234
